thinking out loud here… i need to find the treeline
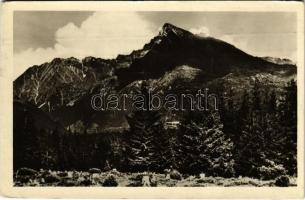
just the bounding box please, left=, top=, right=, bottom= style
left=14, top=79, right=297, bottom=179
left=14, top=122, right=125, bottom=171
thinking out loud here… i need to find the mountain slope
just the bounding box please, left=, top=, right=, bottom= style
left=14, top=57, right=114, bottom=112
left=13, top=23, right=297, bottom=132
left=116, top=23, right=296, bottom=87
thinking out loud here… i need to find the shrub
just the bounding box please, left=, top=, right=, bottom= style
left=80, top=178, right=91, bottom=186
left=257, top=160, right=287, bottom=180
left=17, top=168, right=37, bottom=176
left=128, top=174, right=143, bottom=186
left=170, top=170, right=182, bottom=180
left=275, top=175, right=290, bottom=187
left=150, top=174, right=158, bottom=187
left=102, top=174, right=118, bottom=187
left=18, top=176, right=31, bottom=184
left=58, top=177, right=78, bottom=186
left=44, top=174, right=61, bottom=184
left=40, top=170, right=51, bottom=178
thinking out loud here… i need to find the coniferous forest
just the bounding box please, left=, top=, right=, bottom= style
left=13, top=79, right=297, bottom=186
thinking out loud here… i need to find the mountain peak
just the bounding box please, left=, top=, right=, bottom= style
left=162, top=23, right=177, bottom=30
left=160, top=23, right=192, bottom=37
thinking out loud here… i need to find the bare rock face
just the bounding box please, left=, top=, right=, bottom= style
left=14, top=57, right=96, bottom=111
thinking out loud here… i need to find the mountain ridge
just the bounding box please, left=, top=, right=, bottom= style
left=13, top=23, right=297, bottom=132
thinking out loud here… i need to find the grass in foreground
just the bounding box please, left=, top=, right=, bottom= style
left=14, top=169, right=297, bottom=187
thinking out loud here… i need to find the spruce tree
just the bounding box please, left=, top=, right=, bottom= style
left=234, top=91, right=253, bottom=176
left=125, top=110, right=154, bottom=172
left=150, top=118, right=173, bottom=172
left=235, top=81, right=294, bottom=178
left=235, top=83, right=267, bottom=177
left=264, top=90, right=282, bottom=164
left=177, top=115, right=203, bottom=174
left=125, top=82, right=169, bottom=172
left=177, top=110, right=235, bottom=176
left=199, top=114, right=235, bottom=177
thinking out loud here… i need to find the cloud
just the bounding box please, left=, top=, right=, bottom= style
left=219, top=34, right=249, bottom=51
left=189, top=26, right=209, bottom=37
left=14, top=12, right=157, bottom=79
left=219, top=33, right=297, bottom=62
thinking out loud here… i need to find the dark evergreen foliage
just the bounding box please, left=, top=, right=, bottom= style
left=220, top=79, right=297, bottom=178
left=124, top=82, right=170, bottom=172
left=13, top=79, right=297, bottom=179
left=176, top=110, right=235, bottom=177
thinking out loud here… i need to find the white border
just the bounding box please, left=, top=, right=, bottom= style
left=0, top=1, right=304, bottom=198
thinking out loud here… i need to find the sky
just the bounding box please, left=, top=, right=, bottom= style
left=14, top=11, right=297, bottom=79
